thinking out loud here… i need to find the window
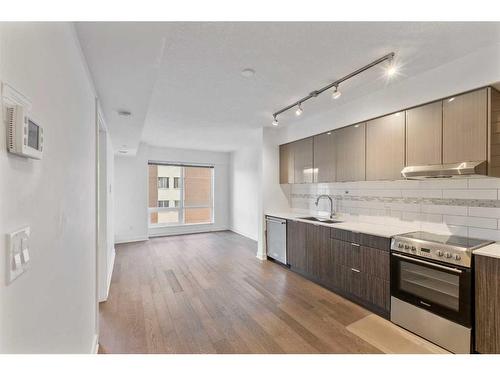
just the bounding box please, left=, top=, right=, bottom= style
left=158, top=177, right=169, bottom=189
left=158, top=200, right=169, bottom=208
left=148, top=163, right=214, bottom=227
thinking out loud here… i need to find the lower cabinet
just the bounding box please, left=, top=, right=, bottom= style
left=287, top=220, right=391, bottom=316
left=475, top=255, right=500, bottom=353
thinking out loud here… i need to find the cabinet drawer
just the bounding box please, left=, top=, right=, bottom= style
left=359, top=233, right=390, bottom=251
left=331, top=228, right=360, bottom=243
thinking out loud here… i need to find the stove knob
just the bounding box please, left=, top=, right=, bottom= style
left=411, top=246, right=417, bottom=251
left=445, top=252, right=452, bottom=259
left=437, top=250, right=444, bottom=257
left=398, top=243, right=403, bottom=248
left=404, top=244, right=410, bottom=249
left=455, top=254, right=461, bottom=261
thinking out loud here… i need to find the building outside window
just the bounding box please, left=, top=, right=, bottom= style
left=157, top=176, right=169, bottom=189
left=148, top=163, right=214, bottom=227
left=158, top=200, right=169, bottom=207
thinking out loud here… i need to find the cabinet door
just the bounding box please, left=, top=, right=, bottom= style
left=366, top=112, right=405, bottom=180
left=475, top=255, right=500, bottom=353
left=279, top=143, right=294, bottom=184
left=406, top=101, right=443, bottom=166
left=287, top=220, right=307, bottom=273
left=443, top=88, right=488, bottom=164
left=293, top=137, right=314, bottom=183
left=306, top=224, right=330, bottom=280
left=335, top=123, right=366, bottom=182
left=359, top=246, right=390, bottom=280
left=313, top=132, right=336, bottom=183
left=363, top=274, right=390, bottom=311
left=320, top=242, right=343, bottom=290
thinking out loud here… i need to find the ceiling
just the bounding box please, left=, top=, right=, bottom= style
left=75, top=22, right=500, bottom=153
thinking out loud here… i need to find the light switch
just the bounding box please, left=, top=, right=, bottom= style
left=6, top=226, right=30, bottom=285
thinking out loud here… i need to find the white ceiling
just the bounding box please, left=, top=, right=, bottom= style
left=75, top=22, right=500, bottom=153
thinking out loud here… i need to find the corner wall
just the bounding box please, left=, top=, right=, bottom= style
left=0, top=23, right=97, bottom=353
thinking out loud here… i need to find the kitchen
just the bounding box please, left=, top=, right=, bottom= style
left=266, top=85, right=500, bottom=354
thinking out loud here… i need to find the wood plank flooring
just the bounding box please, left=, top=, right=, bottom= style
left=99, top=231, right=445, bottom=354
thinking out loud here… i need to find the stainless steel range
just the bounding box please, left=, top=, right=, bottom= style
left=390, top=231, right=493, bottom=354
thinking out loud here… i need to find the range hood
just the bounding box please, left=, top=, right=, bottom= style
left=401, top=161, right=487, bottom=179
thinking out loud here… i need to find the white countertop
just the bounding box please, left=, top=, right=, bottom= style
left=265, top=212, right=411, bottom=238
left=474, top=243, right=500, bottom=259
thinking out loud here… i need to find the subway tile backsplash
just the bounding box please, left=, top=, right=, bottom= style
left=288, top=177, right=500, bottom=241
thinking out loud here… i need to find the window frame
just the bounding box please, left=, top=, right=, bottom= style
left=148, top=162, right=215, bottom=228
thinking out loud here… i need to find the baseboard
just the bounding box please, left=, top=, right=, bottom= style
left=115, top=236, right=148, bottom=244
left=229, top=227, right=258, bottom=242
left=91, top=333, right=99, bottom=354
left=99, top=247, right=115, bottom=302
left=148, top=226, right=229, bottom=238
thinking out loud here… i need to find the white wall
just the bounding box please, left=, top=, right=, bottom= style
left=98, top=129, right=115, bottom=301
left=114, top=143, right=230, bottom=242
left=229, top=141, right=261, bottom=241
left=0, top=23, right=97, bottom=353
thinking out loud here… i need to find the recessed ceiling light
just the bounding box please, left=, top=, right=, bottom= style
left=117, top=110, right=132, bottom=117
left=241, top=68, right=256, bottom=78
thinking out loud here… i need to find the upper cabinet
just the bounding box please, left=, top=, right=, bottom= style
left=313, top=132, right=336, bottom=183
left=406, top=101, right=443, bottom=166
left=443, top=88, right=488, bottom=164
left=279, top=143, right=294, bottom=184
left=278, top=87, right=500, bottom=183
left=293, top=137, right=314, bottom=184
left=335, top=123, right=366, bottom=182
left=366, top=113, right=405, bottom=180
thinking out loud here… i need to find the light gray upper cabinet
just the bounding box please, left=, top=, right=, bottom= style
left=406, top=101, right=443, bottom=166
left=335, top=123, right=366, bottom=182
left=366, top=112, right=405, bottom=181
left=293, top=137, right=314, bottom=183
left=443, top=88, right=488, bottom=164
left=313, top=132, right=336, bottom=183
left=279, top=143, right=294, bottom=184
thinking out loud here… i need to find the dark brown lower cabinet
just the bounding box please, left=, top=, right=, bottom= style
left=286, top=220, right=391, bottom=317
left=287, top=220, right=307, bottom=274
left=475, top=255, right=500, bottom=353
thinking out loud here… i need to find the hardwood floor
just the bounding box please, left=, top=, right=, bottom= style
left=98, top=231, right=445, bottom=354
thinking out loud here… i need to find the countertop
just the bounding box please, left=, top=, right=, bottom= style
left=265, top=212, right=412, bottom=238
left=474, top=243, right=500, bottom=259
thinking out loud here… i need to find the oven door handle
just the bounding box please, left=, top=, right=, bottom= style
left=392, top=253, right=463, bottom=274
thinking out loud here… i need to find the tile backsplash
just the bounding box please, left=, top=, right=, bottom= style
left=288, top=177, right=500, bottom=241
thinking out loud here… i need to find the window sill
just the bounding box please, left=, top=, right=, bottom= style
left=148, top=222, right=214, bottom=229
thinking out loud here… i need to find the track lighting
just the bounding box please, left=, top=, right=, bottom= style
left=386, top=57, right=397, bottom=77
left=332, top=86, right=341, bottom=100
left=295, top=103, right=303, bottom=116
left=271, top=52, right=395, bottom=126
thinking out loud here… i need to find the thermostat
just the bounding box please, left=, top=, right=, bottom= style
left=2, top=83, right=43, bottom=160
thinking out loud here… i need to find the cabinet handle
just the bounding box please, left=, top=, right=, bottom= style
left=351, top=243, right=360, bottom=247
left=351, top=268, right=360, bottom=273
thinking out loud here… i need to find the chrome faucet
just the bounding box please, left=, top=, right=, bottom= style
left=315, top=194, right=335, bottom=219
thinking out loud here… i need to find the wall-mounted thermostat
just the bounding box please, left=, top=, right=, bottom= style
left=2, top=83, right=43, bottom=160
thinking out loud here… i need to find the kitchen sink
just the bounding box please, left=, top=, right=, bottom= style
left=298, top=216, right=342, bottom=224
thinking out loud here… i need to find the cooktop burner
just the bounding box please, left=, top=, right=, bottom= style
left=399, top=231, right=491, bottom=250
left=391, top=231, right=493, bottom=268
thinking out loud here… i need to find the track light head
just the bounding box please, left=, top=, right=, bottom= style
left=332, top=86, right=341, bottom=100
left=272, top=116, right=279, bottom=126
left=295, top=103, right=303, bottom=116
left=386, top=56, right=398, bottom=77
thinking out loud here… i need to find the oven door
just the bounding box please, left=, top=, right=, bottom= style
left=390, top=252, right=471, bottom=327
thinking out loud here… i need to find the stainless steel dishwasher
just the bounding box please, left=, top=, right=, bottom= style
left=265, top=216, right=287, bottom=265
